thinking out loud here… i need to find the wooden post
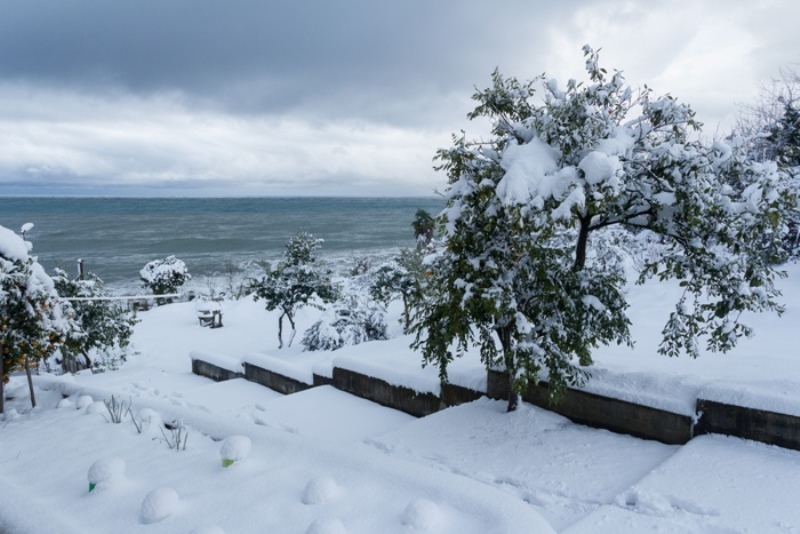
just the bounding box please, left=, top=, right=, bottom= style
left=78, top=259, right=85, bottom=281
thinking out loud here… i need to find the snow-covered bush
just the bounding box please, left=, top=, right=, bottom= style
left=302, top=294, right=388, bottom=352
left=251, top=233, right=338, bottom=348
left=87, top=457, right=126, bottom=493
left=412, top=46, right=796, bottom=411
left=1, top=224, right=79, bottom=413
left=220, top=435, right=251, bottom=467
left=52, top=268, right=137, bottom=372
left=140, top=255, right=191, bottom=305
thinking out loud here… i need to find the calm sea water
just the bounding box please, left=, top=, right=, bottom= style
left=0, top=197, right=444, bottom=293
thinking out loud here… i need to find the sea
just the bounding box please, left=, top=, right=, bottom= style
left=0, top=197, right=445, bottom=295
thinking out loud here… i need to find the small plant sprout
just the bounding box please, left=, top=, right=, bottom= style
left=220, top=435, right=251, bottom=467
left=87, top=457, right=126, bottom=493
left=103, top=395, right=131, bottom=424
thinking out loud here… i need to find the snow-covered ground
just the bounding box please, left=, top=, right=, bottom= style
left=3, top=265, right=800, bottom=532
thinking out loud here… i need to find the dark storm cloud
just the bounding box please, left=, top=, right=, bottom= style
left=0, top=0, right=578, bottom=125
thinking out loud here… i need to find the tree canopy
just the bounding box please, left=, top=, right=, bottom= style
left=411, top=46, right=795, bottom=411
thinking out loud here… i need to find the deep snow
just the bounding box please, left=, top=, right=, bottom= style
left=2, top=264, right=800, bottom=532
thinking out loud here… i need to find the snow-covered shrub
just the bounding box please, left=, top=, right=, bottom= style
left=1, top=224, right=80, bottom=413
left=52, top=268, right=137, bottom=373
left=87, top=457, right=126, bottom=493
left=220, top=435, right=251, bottom=467
left=140, top=255, right=191, bottom=305
left=302, top=295, right=388, bottom=352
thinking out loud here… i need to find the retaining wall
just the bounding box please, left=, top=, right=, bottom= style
left=193, top=357, right=800, bottom=451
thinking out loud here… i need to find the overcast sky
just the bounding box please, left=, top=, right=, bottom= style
left=1, top=0, right=799, bottom=197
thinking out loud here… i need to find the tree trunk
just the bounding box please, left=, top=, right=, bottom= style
left=24, top=356, right=36, bottom=409
left=286, top=312, right=296, bottom=348
left=81, top=350, right=92, bottom=370
left=497, top=324, right=519, bottom=412
left=277, top=314, right=284, bottom=349
left=573, top=215, right=592, bottom=271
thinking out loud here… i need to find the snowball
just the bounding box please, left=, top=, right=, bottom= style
left=76, top=395, right=94, bottom=409
left=220, top=435, right=251, bottom=466
left=301, top=477, right=340, bottom=505
left=188, top=526, right=226, bottom=534
left=3, top=408, right=19, bottom=421
left=57, top=398, right=74, bottom=409
left=305, top=517, right=346, bottom=534
left=139, top=487, right=179, bottom=524
left=401, top=499, right=442, bottom=530
left=88, top=457, right=126, bottom=492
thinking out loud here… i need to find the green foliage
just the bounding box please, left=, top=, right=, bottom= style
left=52, top=268, right=138, bottom=372
left=251, top=232, right=338, bottom=348
left=1, top=226, right=79, bottom=411
left=412, top=46, right=795, bottom=411
left=370, top=248, right=426, bottom=332
left=411, top=209, right=436, bottom=248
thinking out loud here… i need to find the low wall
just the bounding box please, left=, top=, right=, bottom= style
left=192, top=357, right=800, bottom=451
left=333, top=367, right=442, bottom=417
left=695, top=399, right=800, bottom=452
left=486, top=370, right=693, bottom=445
left=243, top=362, right=312, bottom=395
left=191, top=358, right=244, bottom=382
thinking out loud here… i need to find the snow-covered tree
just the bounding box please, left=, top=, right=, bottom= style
left=52, top=268, right=137, bottom=373
left=411, top=46, right=795, bottom=411
left=370, top=248, right=426, bottom=332
left=251, top=232, right=338, bottom=348
left=1, top=225, right=79, bottom=412
left=140, top=255, right=191, bottom=305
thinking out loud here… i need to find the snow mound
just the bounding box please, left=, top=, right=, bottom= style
left=401, top=499, right=442, bottom=530
left=85, top=401, right=106, bottom=415
left=137, top=408, right=162, bottom=431
left=57, top=398, right=73, bottom=409
left=76, top=395, right=94, bottom=409
left=220, top=435, right=251, bottom=466
left=88, top=457, right=126, bottom=492
left=301, top=476, right=341, bottom=505
left=2, top=408, right=19, bottom=421
left=139, top=487, right=179, bottom=524
left=188, top=526, right=226, bottom=534
left=305, top=517, right=346, bottom=534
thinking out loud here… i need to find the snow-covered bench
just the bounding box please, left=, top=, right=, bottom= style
left=195, top=300, right=223, bottom=328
